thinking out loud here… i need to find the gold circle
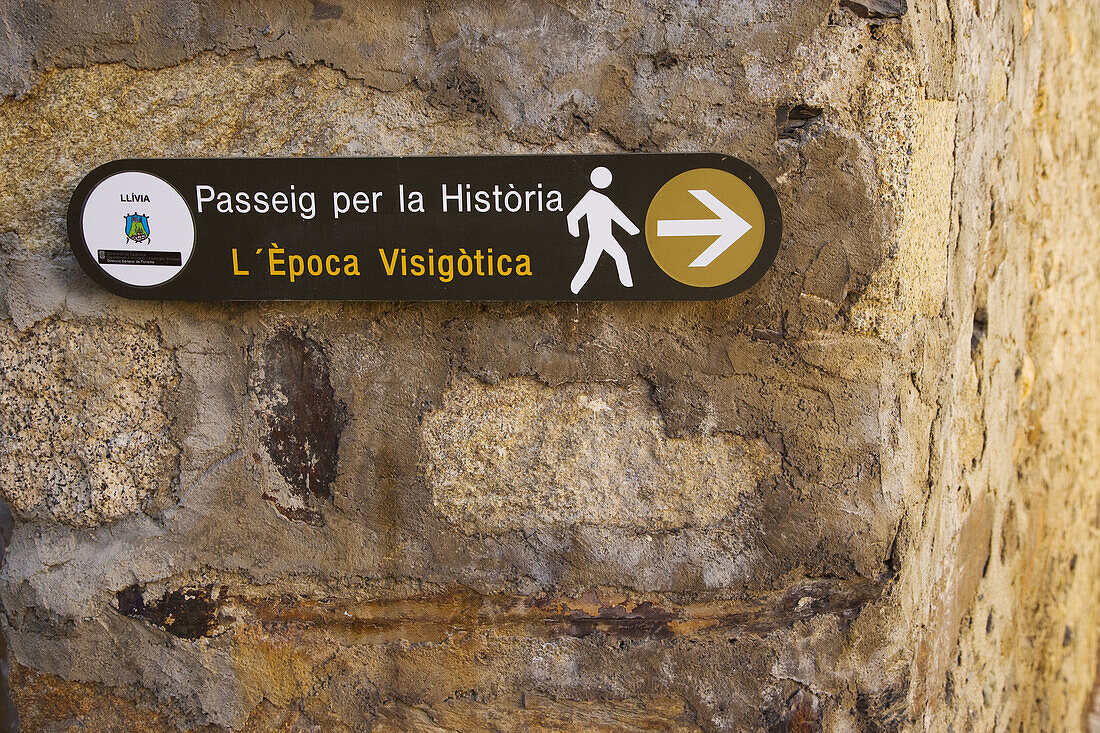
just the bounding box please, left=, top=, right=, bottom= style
left=645, top=168, right=766, bottom=287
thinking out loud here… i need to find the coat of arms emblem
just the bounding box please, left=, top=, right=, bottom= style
left=124, top=213, right=150, bottom=243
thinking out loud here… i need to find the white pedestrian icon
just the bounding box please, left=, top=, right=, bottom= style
left=566, top=166, right=639, bottom=294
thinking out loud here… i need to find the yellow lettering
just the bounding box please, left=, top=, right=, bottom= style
left=516, top=254, right=532, bottom=276
left=379, top=249, right=398, bottom=276
left=268, top=245, right=285, bottom=276
left=288, top=254, right=304, bottom=283
left=232, top=248, right=249, bottom=276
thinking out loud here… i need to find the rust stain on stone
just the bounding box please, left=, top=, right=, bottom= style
left=768, top=688, right=822, bottom=733
left=10, top=663, right=313, bottom=732
left=374, top=694, right=705, bottom=732
left=254, top=330, right=346, bottom=523
left=116, top=585, right=220, bottom=640
left=216, top=577, right=888, bottom=644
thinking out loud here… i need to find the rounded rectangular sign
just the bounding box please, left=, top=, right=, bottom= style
left=67, top=154, right=781, bottom=301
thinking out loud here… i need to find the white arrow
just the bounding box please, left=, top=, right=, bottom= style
left=656, top=189, right=752, bottom=267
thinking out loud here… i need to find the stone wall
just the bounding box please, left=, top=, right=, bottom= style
left=0, top=1, right=1096, bottom=730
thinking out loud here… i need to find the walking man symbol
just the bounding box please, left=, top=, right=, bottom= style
left=566, top=166, right=640, bottom=294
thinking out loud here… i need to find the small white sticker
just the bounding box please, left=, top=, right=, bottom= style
left=82, top=171, right=195, bottom=287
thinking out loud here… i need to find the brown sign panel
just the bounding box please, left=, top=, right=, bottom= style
left=68, top=154, right=781, bottom=301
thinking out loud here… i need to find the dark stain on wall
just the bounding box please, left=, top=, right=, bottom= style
left=777, top=104, right=824, bottom=141
left=309, top=1, right=344, bottom=21
left=116, top=585, right=219, bottom=640
left=839, top=0, right=908, bottom=19
left=255, top=330, right=347, bottom=523
left=766, top=687, right=822, bottom=733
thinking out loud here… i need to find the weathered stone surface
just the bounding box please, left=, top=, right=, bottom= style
left=0, top=317, right=178, bottom=525
left=0, top=0, right=1096, bottom=731
left=423, top=376, right=779, bottom=531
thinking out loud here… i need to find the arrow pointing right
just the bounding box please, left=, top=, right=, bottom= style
left=656, top=189, right=752, bottom=267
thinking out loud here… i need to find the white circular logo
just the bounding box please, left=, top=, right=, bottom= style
left=81, top=171, right=195, bottom=287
